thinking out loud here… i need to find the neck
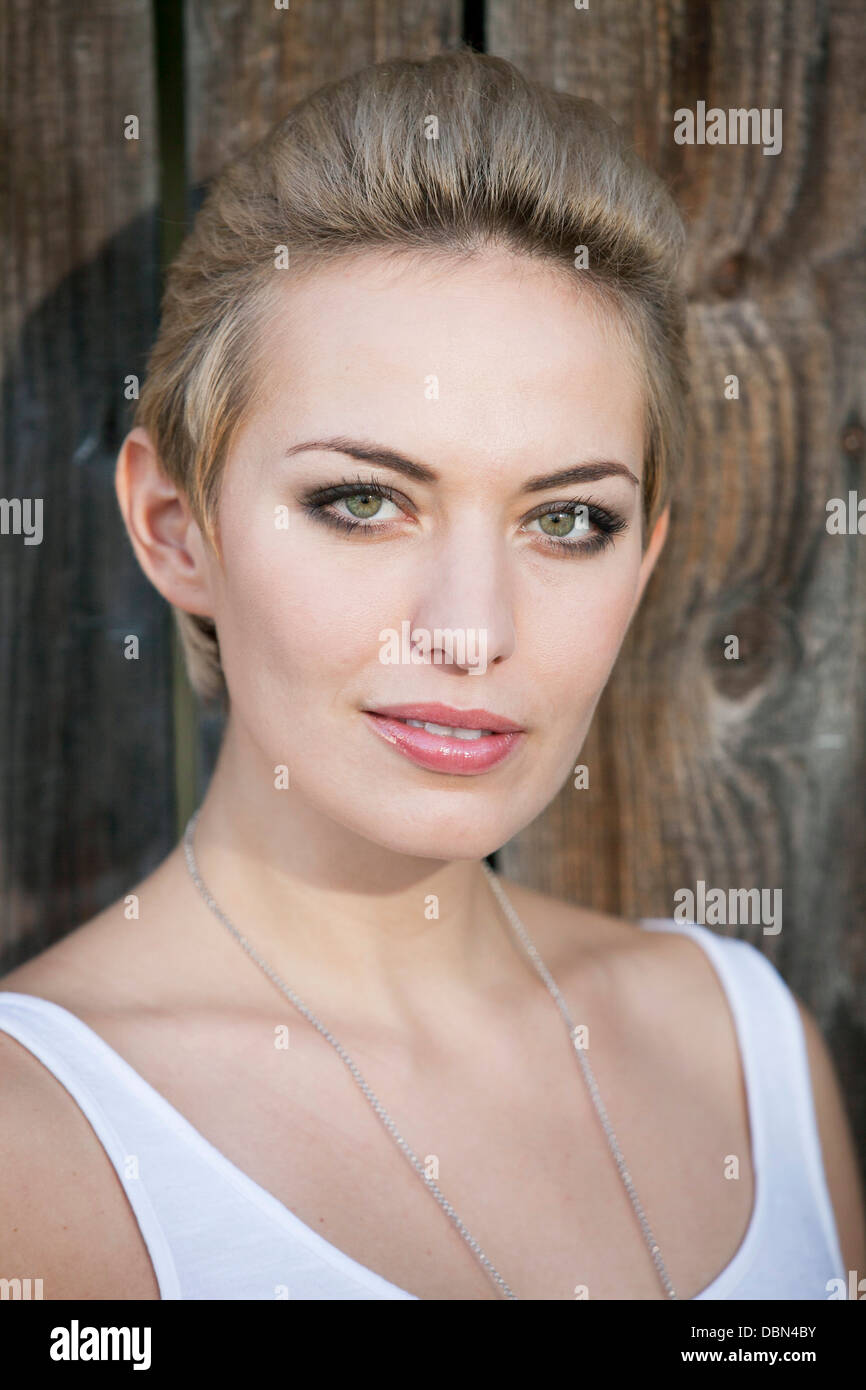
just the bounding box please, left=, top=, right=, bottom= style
left=183, top=717, right=526, bottom=1035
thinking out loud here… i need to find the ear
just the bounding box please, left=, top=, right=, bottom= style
left=634, top=503, right=670, bottom=606
left=115, top=426, right=216, bottom=617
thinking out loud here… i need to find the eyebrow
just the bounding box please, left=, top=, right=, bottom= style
left=284, top=436, right=640, bottom=492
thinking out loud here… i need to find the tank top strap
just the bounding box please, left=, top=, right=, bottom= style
left=0, top=989, right=419, bottom=1300
left=639, top=919, right=846, bottom=1284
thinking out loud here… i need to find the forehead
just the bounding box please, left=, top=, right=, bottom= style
left=251, top=248, right=645, bottom=477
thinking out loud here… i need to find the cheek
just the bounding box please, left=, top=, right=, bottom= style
left=526, top=551, right=642, bottom=712
left=211, top=526, right=385, bottom=697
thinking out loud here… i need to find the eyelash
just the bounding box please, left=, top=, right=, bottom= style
left=299, top=472, right=627, bottom=557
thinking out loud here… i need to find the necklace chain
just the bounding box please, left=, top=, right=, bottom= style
left=181, top=810, right=677, bottom=1300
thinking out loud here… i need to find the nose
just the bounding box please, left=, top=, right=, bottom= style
left=409, top=514, right=516, bottom=673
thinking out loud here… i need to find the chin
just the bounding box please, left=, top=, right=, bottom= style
left=328, top=791, right=538, bottom=863
left=356, top=823, right=506, bottom=863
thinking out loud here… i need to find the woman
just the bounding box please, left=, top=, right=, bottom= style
left=1, top=48, right=863, bottom=1301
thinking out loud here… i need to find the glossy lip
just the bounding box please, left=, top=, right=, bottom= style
left=362, top=704, right=525, bottom=775
left=362, top=702, right=524, bottom=733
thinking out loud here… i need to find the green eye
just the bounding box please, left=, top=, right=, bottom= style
left=537, top=509, right=589, bottom=538
left=345, top=492, right=385, bottom=519
left=303, top=478, right=624, bottom=556
left=524, top=501, right=625, bottom=556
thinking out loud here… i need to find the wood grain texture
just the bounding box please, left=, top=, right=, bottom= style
left=490, top=0, right=866, bottom=1170
left=185, top=0, right=463, bottom=179
left=0, top=0, right=174, bottom=969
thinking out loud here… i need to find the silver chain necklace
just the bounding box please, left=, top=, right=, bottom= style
left=182, top=810, right=676, bottom=1300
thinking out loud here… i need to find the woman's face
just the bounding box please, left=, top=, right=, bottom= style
left=197, top=249, right=667, bottom=860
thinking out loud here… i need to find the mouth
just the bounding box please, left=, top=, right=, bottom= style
left=361, top=703, right=525, bottom=775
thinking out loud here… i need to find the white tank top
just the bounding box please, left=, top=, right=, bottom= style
left=0, top=919, right=847, bottom=1300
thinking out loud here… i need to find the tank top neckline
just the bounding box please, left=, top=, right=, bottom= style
left=0, top=917, right=765, bottom=1301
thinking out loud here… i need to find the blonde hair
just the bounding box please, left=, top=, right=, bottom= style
left=133, top=46, right=689, bottom=704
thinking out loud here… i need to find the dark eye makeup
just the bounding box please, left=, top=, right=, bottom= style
left=299, top=472, right=628, bottom=557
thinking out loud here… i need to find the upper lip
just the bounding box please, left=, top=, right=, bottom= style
left=364, top=702, right=524, bottom=733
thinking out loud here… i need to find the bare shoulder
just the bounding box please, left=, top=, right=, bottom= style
left=0, top=902, right=137, bottom=1004
left=492, top=872, right=723, bottom=1007
left=0, top=1027, right=160, bottom=1298
left=0, top=841, right=185, bottom=1011
left=491, top=871, right=739, bottom=1066
left=790, top=995, right=866, bottom=1279
left=0, top=876, right=176, bottom=1300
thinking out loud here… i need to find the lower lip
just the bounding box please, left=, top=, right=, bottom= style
left=362, top=712, right=524, bottom=774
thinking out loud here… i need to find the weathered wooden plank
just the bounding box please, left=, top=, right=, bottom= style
left=186, top=0, right=464, bottom=176
left=0, top=0, right=174, bottom=969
